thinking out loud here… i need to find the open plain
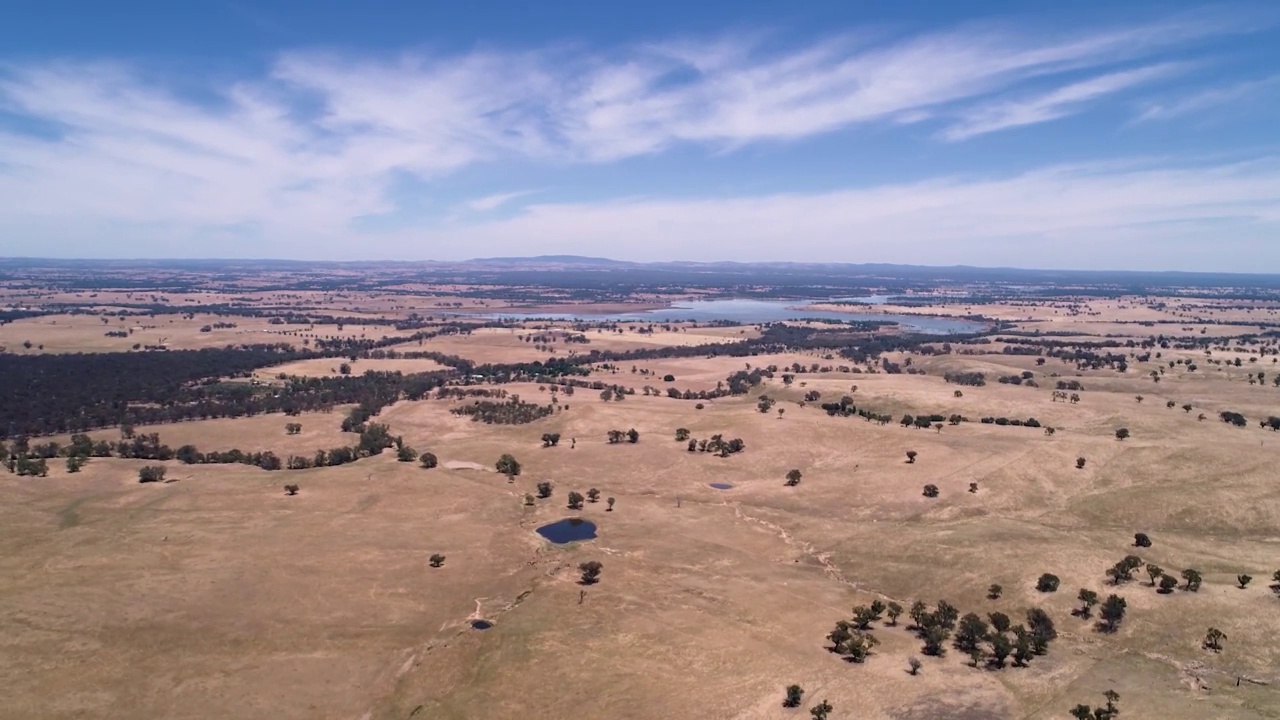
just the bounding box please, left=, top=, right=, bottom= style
left=3, top=262, right=1280, bottom=720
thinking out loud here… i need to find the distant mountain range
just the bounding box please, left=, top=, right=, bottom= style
left=2, top=255, right=1279, bottom=289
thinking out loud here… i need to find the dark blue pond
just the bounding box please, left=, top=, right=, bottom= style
left=481, top=298, right=983, bottom=335
left=536, top=518, right=597, bottom=544
left=709, top=483, right=734, bottom=490
left=471, top=619, right=493, bottom=630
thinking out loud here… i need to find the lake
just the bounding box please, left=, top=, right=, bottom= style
left=485, top=298, right=982, bottom=335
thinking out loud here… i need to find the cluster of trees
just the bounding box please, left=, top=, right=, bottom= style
left=943, top=371, right=986, bottom=386
left=606, top=429, right=640, bottom=444
left=450, top=398, right=555, bottom=425
left=997, top=371, right=1038, bottom=387
left=565, top=488, right=603, bottom=509
left=3, top=346, right=452, bottom=439
left=978, top=416, right=1043, bottom=428
left=817, top=395, right=893, bottom=424
left=1069, top=689, right=1122, bottom=720
left=825, top=596, right=1061, bottom=672
left=1071, top=588, right=1129, bottom=633
left=168, top=423, right=401, bottom=471
left=0, top=345, right=321, bottom=436
left=6, top=454, right=50, bottom=476
left=598, top=387, right=629, bottom=402
left=1220, top=410, right=1248, bottom=427
left=685, top=434, right=746, bottom=457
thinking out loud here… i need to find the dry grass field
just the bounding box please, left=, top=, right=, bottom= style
left=3, top=297, right=1280, bottom=720
left=0, top=312, right=414, bottom=354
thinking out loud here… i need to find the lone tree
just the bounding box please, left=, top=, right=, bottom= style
left=922, top=484, right=939, bottom=498
left=284, top=484, right=300, bottom=496
left=429, top=554, right=446, bottom=568
left=1076, top=588, right=1099, bottom=618
left=579, top=560, right=603, bottom=585
left=785, top=469, right=803, bottom=486
left=541, top=433, right=561, bottom=447
left=1115, top=428, right=1130, bottom=441
left=523, top=493, right=535, bottom=506
left=1099, top=594, right=1127, bottom=633
left=396, top=445, right=418, bottom=462
left=495, top=454, right=521, bottom=477
left=1181, top=568, right=1203, bottom=592
left=906, top=450, right=918, bottom=464
left=606, top=497, right=615, bottom=511
left=1158, top=574, right=1178, bottom=593
left=1146, top=564, right=1164, bottom=587
left=626, top=428, right=639, bottom=443
left=420, top=452, right=438, bottom=469
left=66, top=456, right=86, bottom=473
left=989, top=633, right=1012, bottom=668
left=1076, top=457, right=1087, bottom=469
left=809, top=700, right=833, bottom=720
left=1133, top=532, right=1152, bottom=548
left=968, top=482, right=979, bottom=494
left=1036, top=573, right=1061, bottom=593
left=536, top=482, right=553, bottom=499
left=567, top=491, right=585, bottom=510
left=1238, top=573, right=1252, bottom=589
left=988, top=584, right=1003, bottom=600
left=675, top=428, right=690, bottom=442
left=907, top=656, right=922, bottom=675
left=886, top=601, right=903, bottom=625
left=783, top=685, right=804, bottom=709
left=138, top=465, right=166, bottom=483
left=1103, top=689, right=1120, bottom=718
left=587, top=488, right=601, bottom=503
left=1204, top=627, right=1227, bottom=652
left=988, top=613, right=1010, bottom=634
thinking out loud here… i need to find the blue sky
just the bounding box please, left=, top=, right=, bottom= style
left=1, top=1, right=1278, bottom=270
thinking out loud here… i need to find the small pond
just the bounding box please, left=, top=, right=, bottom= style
left=709, top=483, right=734, bottom=490
left=470, top=619, right=493, bottom=630
left=536, top=517, right=598, bottom=544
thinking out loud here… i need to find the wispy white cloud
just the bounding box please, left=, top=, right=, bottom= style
left=419, top=158, right=1280, bottom=270
left=942, top=63, right=1185, bottom=140
left=0, top=8, right=1270, bottom=262
left=1135, top=74, right=1280, bottom=122
left=467, top=190, right=538, bottom=211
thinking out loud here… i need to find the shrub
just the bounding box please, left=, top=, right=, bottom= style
left=495, top=453, right=521, bottom=476
left=579, top=560, right=603, bottom=585
left=783, top=685, right=804, bottom=708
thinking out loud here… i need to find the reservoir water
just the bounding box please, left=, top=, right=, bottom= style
left=485, top=298, right=981, bottom=335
